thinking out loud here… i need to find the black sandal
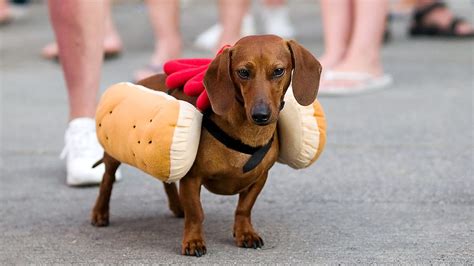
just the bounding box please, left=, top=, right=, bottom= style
left=409, top=2, right=474, bottom=38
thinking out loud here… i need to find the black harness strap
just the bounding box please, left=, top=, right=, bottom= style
left=242, top=138, right=273, bottom=173
left=202, top=115, right=274, bottom=173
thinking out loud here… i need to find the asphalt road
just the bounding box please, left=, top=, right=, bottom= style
left=1, top=1, right=473, bottom=264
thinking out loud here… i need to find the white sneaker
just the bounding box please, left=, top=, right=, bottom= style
left=60, top=117, right=121, bottom=186
left=261, top=5, right=295, bottom=39
left=193, top=14, right=256, bottom=51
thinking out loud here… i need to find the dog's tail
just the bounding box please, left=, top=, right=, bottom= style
left=92, top=158, right=104, bottom=168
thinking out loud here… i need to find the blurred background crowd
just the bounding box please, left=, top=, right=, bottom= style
left=1, top=0, right=472, bottom=186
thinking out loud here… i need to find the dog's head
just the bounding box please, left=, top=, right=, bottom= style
left=204, top=35, right=322, bottom=126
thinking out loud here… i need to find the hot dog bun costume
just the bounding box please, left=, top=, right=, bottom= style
left=95, top=49, right=326, bottom=182
left=96, top=82, right=202, bottom=183
left=277, top=89, right=326, bottom=169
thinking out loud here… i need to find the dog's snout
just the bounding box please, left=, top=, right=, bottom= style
left=251, top=104, right=271, bottom=125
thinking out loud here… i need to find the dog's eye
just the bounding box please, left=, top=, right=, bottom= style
left=273, top=68, right=285, bottom=78
left=237, top=69, right=250, bottom=79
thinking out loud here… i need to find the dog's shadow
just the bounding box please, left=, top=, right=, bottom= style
left=79, top=179, right=279, bottom=254
left=83, top=209, right=244, bottom=254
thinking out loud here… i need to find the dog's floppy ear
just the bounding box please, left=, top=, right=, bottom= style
left=204, top=47, right=235, bottom=115
left=287, top=40, right=322, bottom=106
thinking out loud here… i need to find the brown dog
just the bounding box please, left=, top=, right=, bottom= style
left=91, top=35, right=321, bottom=257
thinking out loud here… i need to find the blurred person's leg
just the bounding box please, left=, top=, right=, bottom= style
left=261, top=0, right=294, bottom=38
left=319, top=0, right=352, bottom=70
left=410, top=0, right=474, bottom=37
left=102, top=3, right=122, bottom=53
left=320, top=0, right=392, bottom=96
left=217, top=0, right=250, bottom=49
left=194, top=5, right=255, bottom=52
left=49, top=0, right=118, bottom=186
left=391, top=0, right=416, bottom=14
left=43, top=0, right=122, bottom=60
left=0, top=0, right=11, bottom=24
left=134, top=0, right=181, bottom=81
left=335, top=0, right=388, bottom=76
left=49, top=0, right=105, bottom=119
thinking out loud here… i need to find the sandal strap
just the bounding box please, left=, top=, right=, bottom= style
left=414, top=1, right=446, bottom=24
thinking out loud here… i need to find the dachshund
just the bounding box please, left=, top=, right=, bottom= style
left=91, top=35, right=322, bottom=257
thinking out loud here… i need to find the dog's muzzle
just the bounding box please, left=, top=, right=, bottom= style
left=251, top=104, right=271, bottom=125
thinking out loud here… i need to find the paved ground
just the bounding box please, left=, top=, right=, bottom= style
left=1, top=1, right=473, bottom=264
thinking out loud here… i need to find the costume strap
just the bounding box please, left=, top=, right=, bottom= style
left=202, top=113, right=274, bottom=173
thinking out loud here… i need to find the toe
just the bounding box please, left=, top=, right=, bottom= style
left=182, top=239, right=207, bottom=257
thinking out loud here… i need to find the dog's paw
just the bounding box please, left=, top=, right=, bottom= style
left=91, top=211, right=109, bottom=227
left=181, top=238, right=207, bottom=257
left=234, top=230, right=264, bottom=249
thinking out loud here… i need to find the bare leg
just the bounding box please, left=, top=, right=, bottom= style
left=334, top=0, right=388, bottom=77
left=48, top=0, right=105, bottom=120
left=163, top=182, right=184, bottom=218
left=134, top=0, right=181, bottom=81
left=319, top=0, right=353, bottom=69
left=43, top=0, right=121, bottom=61
left=217, top=0, right=250, bottom=49
left=0, top=0, right=11, bottom=23
left=91, top=153, right=121, bottom=226
left=102, top=0, right=122, bottom=54
left=234, top=172, right=268, bottom=248
left=391, top=0, right=416, bottom=13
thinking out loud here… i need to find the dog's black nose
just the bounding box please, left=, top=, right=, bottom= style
left=251, top=104, right=271, bottom=125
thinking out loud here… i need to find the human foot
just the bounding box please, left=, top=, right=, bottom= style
left=61, top=118, right=122, bottom=186
left=410, top=2, right=474, bottom=37
left=322, top=58, right=384, bottom=88
left=261, top=5, right=294, bottom=38
left=319, top=59, right=391, bottom=96
left=318, top=53, right=344, bottom=72
left=133, top=64, right=164, bottom=82
left=320, top=71, right=392, bottom=96
left=194, top=14, right=256, bottom=52
left=41, top=33, right=123, bottom=60
left=133, top=37, right=181, bottom=81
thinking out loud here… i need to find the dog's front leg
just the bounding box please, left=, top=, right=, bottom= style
left=179, top=174, right=206, bottom=257
left=233, top=171, right=268, bottom=249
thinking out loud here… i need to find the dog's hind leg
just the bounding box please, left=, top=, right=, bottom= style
left=91, top=152, right=120, bottom=227
left=163, top=182, right=184, bottom=218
